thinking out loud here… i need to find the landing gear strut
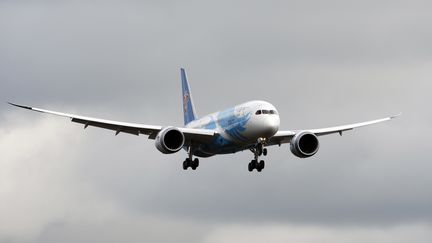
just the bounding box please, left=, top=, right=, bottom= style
left=183, top=146, right=199, bottom=170
left=248, top=138, right=267, bottom=172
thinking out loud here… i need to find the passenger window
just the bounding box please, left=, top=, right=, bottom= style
left=262, top=110, right=269, bottom=114
left=255, top=110, right=262, bottom=115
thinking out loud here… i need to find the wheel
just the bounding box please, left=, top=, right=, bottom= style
left=183, top=160, right=188, bottom=170
left=259, top=160, right=265, bottom=170
left=248, top=161, right=254, bottom=172
left=193, top=158, right=199, bottom=168
left=253, top=159, right=259, bottom=168
left=256, top=160, right=263, bottom=172
left=263, top=148, right=267, bottom=156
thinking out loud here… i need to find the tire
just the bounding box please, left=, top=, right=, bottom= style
left=259, top=160, right=265, bottom=170
left=248, top=162, right=253, bottom=172
left=193, top=158, right=199, bottom=168
left=253, top=159, right=258, bottom=168
left=263, top=148, right=267, bottom=156
left=183, top=160, right=188, bottom=170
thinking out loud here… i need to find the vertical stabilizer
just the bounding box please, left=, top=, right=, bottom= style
left=181, top=68, right=197, bottom=125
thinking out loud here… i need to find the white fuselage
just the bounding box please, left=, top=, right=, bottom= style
left=185, top=100, right=280, bottom=156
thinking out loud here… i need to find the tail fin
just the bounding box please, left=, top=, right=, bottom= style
left=181, top=68, right=197, bottom=125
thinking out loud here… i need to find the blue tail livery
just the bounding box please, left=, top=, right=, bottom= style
left=181, top=68, right=197, bottom=125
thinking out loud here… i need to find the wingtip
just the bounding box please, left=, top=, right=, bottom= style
left=7, top=102, right=32, bottom=110
left=390, top=112, right=402, bottom=119
left=7, top=101, right=18, bottom=107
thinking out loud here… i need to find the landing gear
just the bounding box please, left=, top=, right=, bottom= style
left=183, top=158, right=199, bottom=170
left=248, top=138, right=268, bottom=172
left=183, top=147, right=199, bottom=170
left=248, top=159, right=265, bottom=172
left=257, top=147, right=267, bottom=156
left=192, top=158, right=199, bottom=170
left=248, top=161, right=254, bottom=172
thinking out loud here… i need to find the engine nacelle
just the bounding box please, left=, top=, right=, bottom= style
left=290, top=131, right=320, bottom=158
left=155, top=127, right=185, bottom=154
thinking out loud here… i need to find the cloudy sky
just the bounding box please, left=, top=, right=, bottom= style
left=1, top=0, right=431, bottom=242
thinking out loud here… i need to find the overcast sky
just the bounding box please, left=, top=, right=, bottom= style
left=1, top=0, right=431, bottom=242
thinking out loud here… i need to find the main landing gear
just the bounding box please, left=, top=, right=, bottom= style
left=248, top=138, right=268, bottom=172
left=183, top=147, right=199, bottom=170
left=183, top=158, right=199, bottom=170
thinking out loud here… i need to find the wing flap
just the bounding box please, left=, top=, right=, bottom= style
left=71, top=118, right=141, bottom=136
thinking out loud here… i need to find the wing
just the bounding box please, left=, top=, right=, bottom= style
left=268, top=114, right=400, bottom=146
left=8, top=102, right=216, bottom=143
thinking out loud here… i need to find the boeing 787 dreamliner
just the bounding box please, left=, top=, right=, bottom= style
left=9, top=68, right=399, bottom=172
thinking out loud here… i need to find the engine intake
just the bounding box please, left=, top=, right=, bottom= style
left=290, top=131, right=320, bottom=158
left=155, top=127, right=185, bottom=154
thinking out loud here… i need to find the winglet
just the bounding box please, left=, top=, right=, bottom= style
left=390, top=112, right=402, bottom=119
left=7, top=102, right=33, bottom=110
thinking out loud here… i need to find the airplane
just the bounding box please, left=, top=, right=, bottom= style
left=8, top=68, right=400, bottom=172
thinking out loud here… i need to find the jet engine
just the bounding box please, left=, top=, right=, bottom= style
left=290, top=131, right=320, bottom=158
left=155, top=127, right=185, bottom=154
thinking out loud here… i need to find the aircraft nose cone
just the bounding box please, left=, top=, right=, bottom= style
left=263, top=115, right=280, bottom=137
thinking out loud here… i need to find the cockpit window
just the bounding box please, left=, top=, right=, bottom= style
left=256, top=109, right=278, bottom=115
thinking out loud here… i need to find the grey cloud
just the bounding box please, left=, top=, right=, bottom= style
left=1, top=0, right=432, bottom=242
left=1, top=1, right=431, bottom=107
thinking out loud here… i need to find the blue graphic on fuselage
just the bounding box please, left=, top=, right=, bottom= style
left=204, top=118, right=217, bottom=130
left=196, top=107, right=252, bottom=155
left=217, top=107, right=251, bottom=142
left=202, top=116, right=232, bottom=148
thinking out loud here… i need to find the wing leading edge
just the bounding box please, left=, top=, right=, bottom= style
left=269, top=113, right=400, bottom=146
left=8, top=102, right=216, bottom=143
left=8, top=102, right=399, bottom=147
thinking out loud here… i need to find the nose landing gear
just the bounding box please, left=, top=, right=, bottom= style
left=248, top=138, right=268, bottom=172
